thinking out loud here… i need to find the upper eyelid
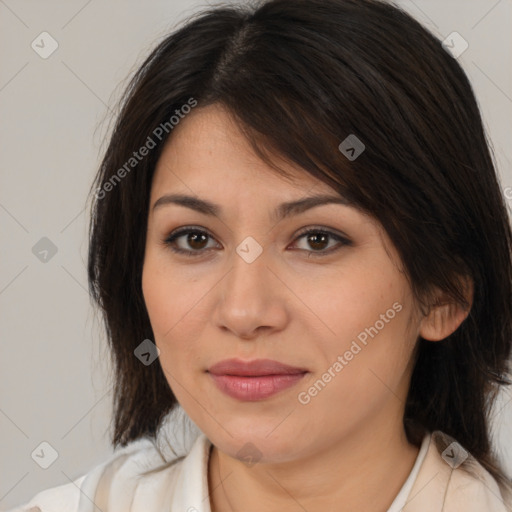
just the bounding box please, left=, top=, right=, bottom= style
left=165, top=225, right=350, bottom=247
left=166, top=225, right=347, bottom=237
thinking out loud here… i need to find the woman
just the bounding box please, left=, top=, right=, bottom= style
left=10, top=0, right=512, bottom=510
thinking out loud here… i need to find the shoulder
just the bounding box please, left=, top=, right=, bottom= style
left=443, top=452, right=512, bottom=512
left=5, top=474, right=87, bottom=512
left=406, top=430, right=512, bottom=512
left=5, top=436, right=183, bottom=512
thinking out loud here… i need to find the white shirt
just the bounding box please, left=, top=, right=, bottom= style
left=7, top=421, right=510, bottom=512
left=387, top=432, right=430, bottom=512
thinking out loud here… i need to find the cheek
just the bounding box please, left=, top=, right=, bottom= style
left=142, top=252, right=187, bottom=355
left=141, top=255, right=206, bottom=370
left=142, top=246, right=193, bottom=330
left=142, top=259, right=174, bottom=336
left=304, top=259, right=406, bottom=346
left=303, top=261, right=415, bottom=393
left=296, top=310, right=416, bottom=438
left=323, top=306, right=415, bottom=409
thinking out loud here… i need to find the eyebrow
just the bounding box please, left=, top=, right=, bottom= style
left=152, top=193, right=353, bottom=222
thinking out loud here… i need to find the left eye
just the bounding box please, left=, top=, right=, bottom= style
left=291, top=228, right=351, bottom=255
left=163, top=227, right=351, bottom=257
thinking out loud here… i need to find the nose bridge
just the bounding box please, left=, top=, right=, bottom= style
left=223, top=235, right=269, bottom=304
left=214, top=235, right=285, bottom=338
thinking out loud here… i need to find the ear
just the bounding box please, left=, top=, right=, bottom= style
left=419, top=276, right=474, bottom=342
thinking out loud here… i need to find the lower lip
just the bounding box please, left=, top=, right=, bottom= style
left=208, top=372, right=307, bottom=401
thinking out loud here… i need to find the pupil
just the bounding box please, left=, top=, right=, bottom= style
left=309, top=233, right=328, bottom=250
left=184, top=232, right=329, bottom=251
left=189, top=232, right=207, bottom=249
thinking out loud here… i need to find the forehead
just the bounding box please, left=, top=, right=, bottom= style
left=150, top=103, right=334, bottom=197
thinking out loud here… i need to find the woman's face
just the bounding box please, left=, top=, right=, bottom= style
left=142, top=103, right=423, bottom=463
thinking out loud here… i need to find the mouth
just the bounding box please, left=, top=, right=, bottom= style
left=207, top=358, right=308, bottom=401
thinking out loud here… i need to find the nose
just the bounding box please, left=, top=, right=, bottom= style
left=213, top=240, right=289, bottom=340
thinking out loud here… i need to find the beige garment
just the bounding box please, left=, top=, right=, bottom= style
left=402, top=431, right=512, bottom=511
left=7, top=429, right=512, bottom=512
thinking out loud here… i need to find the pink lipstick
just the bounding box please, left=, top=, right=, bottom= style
left=207, top=358, right=308, bottom=401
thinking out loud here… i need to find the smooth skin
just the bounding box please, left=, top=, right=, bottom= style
left=142, top=103, right=472, bottom=512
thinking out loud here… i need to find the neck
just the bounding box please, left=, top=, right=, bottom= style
left=207, top=421, right=420, bottom=512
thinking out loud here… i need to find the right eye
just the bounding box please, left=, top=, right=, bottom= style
left=163, top=227, right=221, bottom=257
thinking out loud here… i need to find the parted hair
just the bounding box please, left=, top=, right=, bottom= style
left=87, top=0, right=512, bottom=488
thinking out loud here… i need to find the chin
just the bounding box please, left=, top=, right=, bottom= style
left=208, top=423, right=303, bottom=464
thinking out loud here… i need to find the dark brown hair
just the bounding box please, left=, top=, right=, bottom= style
left=87, top=0, right=512, bottom=487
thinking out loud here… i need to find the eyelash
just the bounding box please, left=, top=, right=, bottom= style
left=162, top=226, right=352, bottom=258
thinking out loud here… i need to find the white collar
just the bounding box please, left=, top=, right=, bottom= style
left=163, top=430, right=431, bottom=512
left=387, top=432, right=431, bottom=511
left=166, top=431, right=213, bottom=511
left=23, top=426, right=507, bottom=511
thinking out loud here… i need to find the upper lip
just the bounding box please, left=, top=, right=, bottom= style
left=207, top=358, right=308, bottom=376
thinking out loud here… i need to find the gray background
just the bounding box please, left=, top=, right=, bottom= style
left=1, top=0, right=511, bottom=509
